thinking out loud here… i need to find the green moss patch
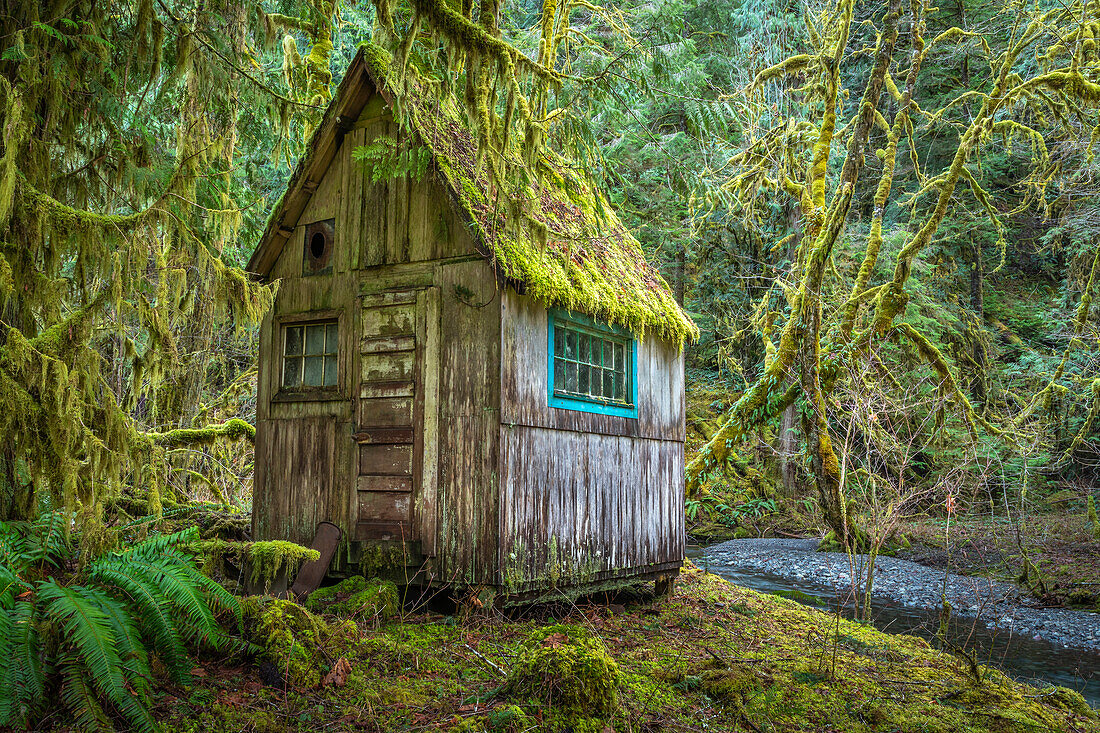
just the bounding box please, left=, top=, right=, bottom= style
left=305, top=576, right=400, bottom=620
left=240, top=596, right=357, bottom=688
left=160, top=569, right=1097, bottom=732
left=501, top=624, right=621, bottom=722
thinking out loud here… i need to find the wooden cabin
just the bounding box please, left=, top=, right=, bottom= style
left=247, top=44, right=698, bottom=603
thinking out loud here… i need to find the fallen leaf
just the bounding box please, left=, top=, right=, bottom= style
left=190, top=667, right=207, bottom=678
left=322, top=657, right=352, bottom=687
left=542, top=633, right=568, bottom=648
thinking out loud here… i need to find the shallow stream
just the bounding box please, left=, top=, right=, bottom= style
left=688, top=544, right=1100, bottom=708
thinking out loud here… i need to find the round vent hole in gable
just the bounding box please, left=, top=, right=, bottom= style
left=303, top=218, right=335, bottom=275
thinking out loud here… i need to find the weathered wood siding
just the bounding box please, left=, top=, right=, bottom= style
left=499, top=429, right=683, bottom=590
left=435, top=259, right=502, bottom=585
left=253, top=237, right=358, bottom=545
left=500, top=292, right=686, bottom=440
left=254, top=90, right=476, bottom=551
left=498, top=290, right=686, bottom=590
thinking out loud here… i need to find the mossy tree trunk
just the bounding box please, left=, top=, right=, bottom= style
left=685, top=0, right=1100, bottom=545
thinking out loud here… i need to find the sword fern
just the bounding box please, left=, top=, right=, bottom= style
left=0, top=515, right=241, bottom=731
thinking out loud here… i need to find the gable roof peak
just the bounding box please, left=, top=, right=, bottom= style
left=249, top=43, right=697, bottom=345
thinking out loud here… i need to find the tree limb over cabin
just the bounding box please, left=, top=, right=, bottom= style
left=247, top=43, right=698, bottom=604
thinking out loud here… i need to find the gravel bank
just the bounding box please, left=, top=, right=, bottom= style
left=699, top=538, right=1100, bottom=653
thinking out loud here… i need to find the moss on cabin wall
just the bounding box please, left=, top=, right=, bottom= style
left=357, top=542, right=414, bottom=578
left=503, top=536, right=656, bottom=602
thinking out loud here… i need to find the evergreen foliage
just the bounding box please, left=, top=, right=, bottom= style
left=0, top=0, right=352, bottom=521
left=0, top=514, right=240, bottom=730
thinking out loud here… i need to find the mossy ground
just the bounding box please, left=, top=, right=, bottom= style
left=305, top=575, right=400, bottom=620
left=157, top=567, right=1097, bottom=732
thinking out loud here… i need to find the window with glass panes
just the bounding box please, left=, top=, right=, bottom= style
left=282, top=322, right=338, bottom=389
left=552, top=320, right=632, bottom=406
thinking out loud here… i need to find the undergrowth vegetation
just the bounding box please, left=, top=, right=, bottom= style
left=0, top=515, right=241, bottom=731
left=154, top=566, right=1096, bottom=732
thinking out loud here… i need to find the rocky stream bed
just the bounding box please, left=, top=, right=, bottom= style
left=697, top=538, right=1100, bottom=651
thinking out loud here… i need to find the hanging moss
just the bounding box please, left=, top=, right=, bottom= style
left=188, top=538, right=319, bottom=591
left=247, top=541, right=322, bottom=592
left=0, top=0, right=279, bottom=526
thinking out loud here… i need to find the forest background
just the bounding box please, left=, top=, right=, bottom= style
left=2, top=0, right=1099, bottom=608
left=2, top=0, right=1100, bottom=728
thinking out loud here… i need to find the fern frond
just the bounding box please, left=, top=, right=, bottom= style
left=122, top=527, right=199, bottom=560
left=87, top=557, right=190, bottom=681
left=0, top=562, right=29, bottom=607
left=110, top=686, right=158, bottom=733
left=0, top=519, right=242, bottom=729
left=38, top=581, right=126, bottom=703
left=84, top=590, right=153, bottom=700
left=170, top=556, right=241, bottom=629
left=0, top=527, right=30, bottom=578
left=59, top=653, right=113, bottom=733
left=129, top=555, right=217, bottom=632
left=0, top=600, right=45, bottom=727
left=29, top=512, right=69, bottom=566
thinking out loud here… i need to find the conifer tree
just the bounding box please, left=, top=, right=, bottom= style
left=0, top=0, right=339, bottom=520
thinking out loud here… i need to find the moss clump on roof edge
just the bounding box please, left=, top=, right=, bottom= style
left=359, top=41, right=392, bottom=82
left=358, top=42, right=698, bottom=345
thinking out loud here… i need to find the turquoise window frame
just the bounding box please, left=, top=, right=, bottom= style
left=547, top=309, right=638, bottom=419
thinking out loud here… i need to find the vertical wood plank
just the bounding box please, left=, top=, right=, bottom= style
left=360, top=120, right=387, bottom=267
left=407, top=177, right=435, bottom=261
left=418, top=286, right=441, bottom=555
left=344, top=128, right=365, bottom=272
left=436, top=260, right=501, bottom=583
left=384, top=123, right=410, bottom=264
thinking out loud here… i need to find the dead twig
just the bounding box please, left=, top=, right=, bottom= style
left=463, top=643, right=507, bottom=677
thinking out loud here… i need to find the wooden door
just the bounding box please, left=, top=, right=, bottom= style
left=254, top=416, right=336, bottom=546
left=355, top=287, right=439, bottom=551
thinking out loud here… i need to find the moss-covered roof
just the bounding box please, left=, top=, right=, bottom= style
left=250, top=43, right=696, bottom=344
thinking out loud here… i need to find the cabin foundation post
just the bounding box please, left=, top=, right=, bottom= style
left=655, top=573, right=676, bottom=598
